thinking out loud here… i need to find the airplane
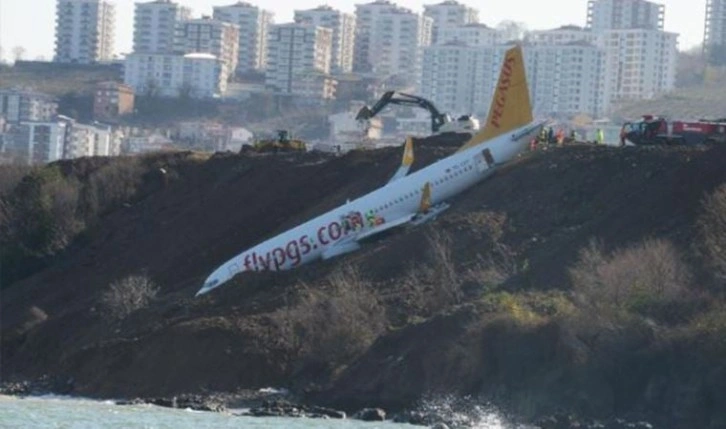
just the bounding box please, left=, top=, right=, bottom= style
left=196, top=45, right=544, bottom=297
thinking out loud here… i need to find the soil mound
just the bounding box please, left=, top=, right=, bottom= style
left=3, top=141, right=726, bottom=427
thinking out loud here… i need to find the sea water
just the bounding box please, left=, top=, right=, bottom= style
left=0, top=394, right=519, bottom=429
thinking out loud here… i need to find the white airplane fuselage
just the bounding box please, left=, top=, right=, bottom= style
left=197, top=122, right=542, bottom=295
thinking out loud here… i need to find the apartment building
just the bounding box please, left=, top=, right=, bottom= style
left=421, top=42, right=482, bottom=116
left=55, top=0, right=115, bottom=63
left=133, top=0, right=191, bottom=54
left=705, top=0, right=726, bottom=59
left=178, top=17, right=240, bottom=79
left=525, top=43, right=609, bottom=118
left=587, top=0, right=665, bottom=31
left=438, top=23, right=501, bottom=46
left=0, top=89, right=58, bottom=123
left=354, top=0, right=433, bottom=85
left=601, top=29, right=678, bottom=102
left=124, top=53, right=226, bottom=98
left=93, top=81, right=135, bottom=119
left=528, top=25, right=600, bottom=46
left=423, top=0, right=479, bottom=44
left=421, top=43, right=609, bottom=119
left=295, top=6, right=356, bottom=74
left=265, top=23, right=335, bottom=99
left=213, top=2, right=274, bottom=73
left=64, top=122, right=113, bottom=158
left=3, top=121, right=68, bottom=164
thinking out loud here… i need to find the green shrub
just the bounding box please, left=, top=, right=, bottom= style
left=698, top=184, right=726, bottom=282
left=569, top=238, right=692, bottom=321
left=275, top=265, right=386, bottom=369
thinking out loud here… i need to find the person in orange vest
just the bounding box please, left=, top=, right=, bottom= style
left=556, top=129, right=565, bottom=146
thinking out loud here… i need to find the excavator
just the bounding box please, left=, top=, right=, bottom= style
left=355, top=91, right=479, bottom=135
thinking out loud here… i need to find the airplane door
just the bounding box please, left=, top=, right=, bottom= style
left=477, top=148, right=495, bottom=173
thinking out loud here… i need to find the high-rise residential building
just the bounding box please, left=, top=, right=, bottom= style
left=586, top=0, right=665, bottom=31
left=265, top=23, right=336, bottom=99
left=178, top=17, right=240, bottom=79
left=525, top=43, right=609, bottom=118
left=295, top=6, right=356, bottom=74
left=421, top=42, right=482, bottom=116
left=55, top=0, right=116, bottom=63
left=213, top=2, right=274, bottom=73
left=133, top=0, right=191, bottom=54
left=438, top=23, right=501, bottom=46
left=124, top=53, right=227, bottom=98
left=0, top=89, right=58, bottom=123
left=421, top=43, right=609, bottom=119
left=705, top=0, right=726, bottom=59
left=423, top=0, right=479, bottom=44
left=354, top=0, right=433, bottom=85
left=527, top=25, right=600, bottom=46
left=600, top=29, right=678, bottom=102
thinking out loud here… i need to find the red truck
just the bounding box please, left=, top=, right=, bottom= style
left=621, top=115, right=726, bottom=146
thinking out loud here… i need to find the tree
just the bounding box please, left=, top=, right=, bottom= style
left=12, top=46, right=26, bottom=62
left=676, top=46, right=706, bottom=88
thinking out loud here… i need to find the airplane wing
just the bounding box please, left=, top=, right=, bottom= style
left=387, top=137, right=414, bottom=184
left=321, top=213, right=415, bottom=260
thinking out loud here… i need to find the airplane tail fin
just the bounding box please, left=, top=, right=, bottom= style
left=388, top=137, right=415, bottom=183
left=457, top=45, right=533, bottom=152
left=419, top=182, right=432, bottom=213
left=402, top=136, right=414, bottom=167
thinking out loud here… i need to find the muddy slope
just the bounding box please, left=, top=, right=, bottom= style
left=3, top=142, right=726, bottom=427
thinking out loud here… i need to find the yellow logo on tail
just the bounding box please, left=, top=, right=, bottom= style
left=402, top=137, right=414, bottom=167
left=457, top=45, right=533, bottom=152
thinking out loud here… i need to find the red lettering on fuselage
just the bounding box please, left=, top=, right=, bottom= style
left=249, top=211, right=380, bottom=272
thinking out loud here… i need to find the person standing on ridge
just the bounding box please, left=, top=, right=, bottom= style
left=596, top=128, right=605, bottom=145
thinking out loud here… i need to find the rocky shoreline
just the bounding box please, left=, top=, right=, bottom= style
left=0, top=376, right=657, bottom=428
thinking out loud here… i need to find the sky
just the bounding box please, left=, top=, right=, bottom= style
left=0, top=0, right=706, bottom=62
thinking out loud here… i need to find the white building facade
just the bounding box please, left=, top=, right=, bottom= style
left=124, top=53, right=225, bottom=98
left=528, top=26, right=600, bottom=46
left=295, top=6, right=356, bottom=74
left=705, top=0, right=726, bottom=59
left=354, top=0, right=433, bottom=85
left=0, top=90, right=58, bottom=123
left=587, top=0, right=665, bottom=31
left=178, top=17, right=240, bottom=79
left=266, top=23, right=335, bottom=99
left=421, top=42, right=609, bottom=119
left=55, top=0, right=116, bottom=63
left=133, top=0, right=191, bottom=54
left=600, top=29, right=678, bottom=103
left=213, top=2, right=274, bottom=73
left=423, top=0, right=479, bottom=44
left=437, top=23, right=501, bottom=46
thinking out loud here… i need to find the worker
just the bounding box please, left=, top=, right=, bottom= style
left=569, top=129, right=577, bottom=142
left=539, top=127, right=548, bottom=143
left=596, top=128, right=605, bottom=145
left=547, top=127, right=555, bottom=144
left=556, top=129, right=565, bottom=146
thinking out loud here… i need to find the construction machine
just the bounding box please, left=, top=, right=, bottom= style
left=243, top=130, right=307, bottom=153
left=355, top=91, right=479, bottom=135
left=621, top=115, right=726, bottom=146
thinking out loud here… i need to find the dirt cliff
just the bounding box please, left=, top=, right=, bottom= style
left=2, top=139, right=726, bottom=428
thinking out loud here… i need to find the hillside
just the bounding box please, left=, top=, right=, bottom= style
left=2, top=140, right=726, bottom=428
left=614, top=84, right=726, bottom=120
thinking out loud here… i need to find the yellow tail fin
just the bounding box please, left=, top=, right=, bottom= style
left=402, top=137, right=414, bottom=167
left=419, top=182, right=432, bottom=213
left=457, top=45, right=533, bottom=152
